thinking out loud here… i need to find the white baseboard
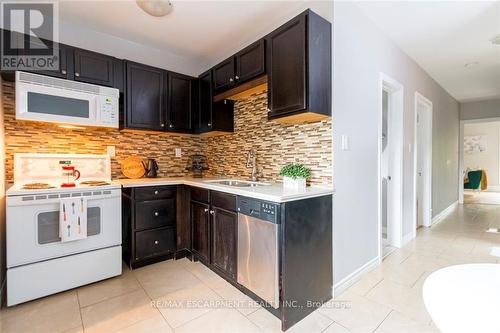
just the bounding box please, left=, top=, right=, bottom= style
left=401, top=230, right=416, bottom=246
left=431, top=200, right=458, bottom=225
left=333, top=256, right=379, bottom=298
left=486, top=186, right=500, bottom=192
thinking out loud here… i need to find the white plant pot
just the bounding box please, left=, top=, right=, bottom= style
left=283, top=176, right=307, bottom=191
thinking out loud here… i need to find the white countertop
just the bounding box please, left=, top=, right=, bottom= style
left=115, top=177, right=333, bottom=203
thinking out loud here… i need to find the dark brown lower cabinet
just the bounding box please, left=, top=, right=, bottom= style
left=211, top=207, right=237, bottom=279
left=191, top=200, right=210, bottom=263
left=190, top=189, right=238, bottom=281
left=122, top=185, right=178, bottom=268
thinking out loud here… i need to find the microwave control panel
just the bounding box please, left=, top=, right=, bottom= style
left=99, top=95, right=119, bottom=127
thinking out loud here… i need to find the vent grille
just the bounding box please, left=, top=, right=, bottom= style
left=17, top=72, right=118, bottom=97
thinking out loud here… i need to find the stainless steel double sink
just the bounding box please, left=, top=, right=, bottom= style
left=204, top=179, right=271, bottom=188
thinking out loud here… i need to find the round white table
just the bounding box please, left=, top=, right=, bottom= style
left=423, top=264, right=500, bottom=333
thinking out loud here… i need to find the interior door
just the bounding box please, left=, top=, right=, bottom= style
left=381, top=89, right=391, bottom=244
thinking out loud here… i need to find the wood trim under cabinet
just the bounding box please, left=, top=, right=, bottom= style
left=213, top=75, right=267, bottom=102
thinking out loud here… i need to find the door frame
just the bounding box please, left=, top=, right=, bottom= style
left=378, top=73, right=404, bottom=262
left=459, top=117, right=500, bottom=203
left=413, top=92, right=433, bottom=231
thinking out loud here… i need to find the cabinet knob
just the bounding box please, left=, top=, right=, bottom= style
left=154, top=212, right=159, bottom=216
left=204, top=208, right=209, bottom=213
left=235, top=76, right=239, bottom=80
left=229, top=78, right=234, bottom=83
left=209, top=210, right=214, bottom=215
left=61, top=69, right=67, bottom=75
left=169, top=124, right=173, bottom=128
left=207, top=123, right=212, bottom=127
left=154, top=190, right=159, bottom=195
left=161, top=123, right=165, bottom=127
left=154, top=240, right=159, bottom=245
left=75, top=72, right=80, bottom=77
left=267, top=108, right=271, bottom=112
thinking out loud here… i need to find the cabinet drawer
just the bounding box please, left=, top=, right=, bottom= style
left=134, top=186, right=176, bottom=201
left=135, top=199, right=175, bottom=230
left=135, top=227, right=175, bottom=261
left=211, top=191, right=236, bottom=212
left=191, top=187, right=209, bottom=203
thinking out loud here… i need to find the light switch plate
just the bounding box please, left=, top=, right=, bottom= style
left=175, top=148, right=182, bottom=157
left=341, top=135, right=349, bottom=151
left=107, top=146, right=115, bottom=157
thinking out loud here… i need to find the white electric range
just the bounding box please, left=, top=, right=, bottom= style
left=6, top=154, right=122, bottom=306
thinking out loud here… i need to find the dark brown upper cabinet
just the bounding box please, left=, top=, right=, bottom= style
left=212, top=39, right=266, bottom=96
left=197, top=70, right=213, bottom=133
left=267, top=10, right=331, bottom=122
left=73, top=48, right=114, bottom=87
left=167, top=72, right=193, bottom=132
left=212, top=57, right=235, bottom=94
left=125, top=61, right=166, bottom=131
left=235, top=39, right=265, bottom=84
left=10, top=32, right=72, bottom=80
left=195, top=70, right=234, bottom=134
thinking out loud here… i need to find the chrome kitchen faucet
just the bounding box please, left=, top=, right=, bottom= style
left=246, top=149, right=262, bottom=181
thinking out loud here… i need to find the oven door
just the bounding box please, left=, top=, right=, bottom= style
left=15, top=80, right=99, bottom=127
left=6, top=189, right=121, bottom=268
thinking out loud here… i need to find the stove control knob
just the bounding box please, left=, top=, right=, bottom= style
left=154, top=240, right=159, bottom=245
left=154, top=190, right=159, bottom=195
left=154, top=212, right=159, bottom=216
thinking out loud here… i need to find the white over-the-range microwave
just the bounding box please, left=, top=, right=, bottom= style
left=15, top=71, right=119, bottom=128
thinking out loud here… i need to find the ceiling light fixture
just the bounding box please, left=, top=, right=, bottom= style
left=491, top=34, right=500, bottom=45
left=136, top=0, right=173, bottom=17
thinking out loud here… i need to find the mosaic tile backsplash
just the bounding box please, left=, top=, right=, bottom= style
left=2, top=81, right=332, bottom=185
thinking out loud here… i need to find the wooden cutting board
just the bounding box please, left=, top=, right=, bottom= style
left=121, top=156, right=145, bottom=179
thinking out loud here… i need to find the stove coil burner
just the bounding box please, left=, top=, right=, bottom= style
left=79, top=181, right=111, bottom=186
left=22, top=183, right=55, bottom=190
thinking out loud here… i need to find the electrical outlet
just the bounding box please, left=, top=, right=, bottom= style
left=175, top=148, right=182, bottom=157
left=107, top=146, right=116, bottom=157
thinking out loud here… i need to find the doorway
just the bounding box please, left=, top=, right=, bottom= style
left=414, top=92, right=433, bottom=230
left=459, top=118, right=500, bottom=205
left=378, top=73, right=404, bottom=260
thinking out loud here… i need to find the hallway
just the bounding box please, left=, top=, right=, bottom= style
left=322, top=203, right=500, bottom=332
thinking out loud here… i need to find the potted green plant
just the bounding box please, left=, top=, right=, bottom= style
left=279, top=163, right=311, bottom=190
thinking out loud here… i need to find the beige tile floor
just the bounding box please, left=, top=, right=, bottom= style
left=1, top=203, right=499, bottom=333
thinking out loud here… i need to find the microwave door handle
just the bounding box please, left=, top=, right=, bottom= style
left=92, top=95, right=100, bottom=122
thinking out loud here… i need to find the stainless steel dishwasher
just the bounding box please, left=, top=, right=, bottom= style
left=237, top=196, right=280, bottom=308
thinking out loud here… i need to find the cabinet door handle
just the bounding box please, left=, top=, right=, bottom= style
left=61, top=69, right=67, bottom=75
left=154, top=240, right=159, bottom=245
left=235, top=76, right=239, bottom=80
left=75, top=72, right=80, bottom=77
left=154, top=190, right=159, bottom=195
left=209, top=210, right=214, bottom=215
left=204, top=208, right=209, bottom=213
left=154, top=212, right=159, bottom=216
left=229, top=78, right=234, bottom=83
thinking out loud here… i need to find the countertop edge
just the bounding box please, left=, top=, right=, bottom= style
left=116, top=178, right=333, bottom=203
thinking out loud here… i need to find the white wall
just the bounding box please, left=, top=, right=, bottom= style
left=333, top=2, right=460, bottom=286
left=464, top=121, right=500, bottom=188
left=460, top=99, right=500, bottom=120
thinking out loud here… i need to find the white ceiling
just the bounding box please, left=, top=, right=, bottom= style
left=56, top=0, right=332, bottom=75
left=355, top=1, right=500, bottom=102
